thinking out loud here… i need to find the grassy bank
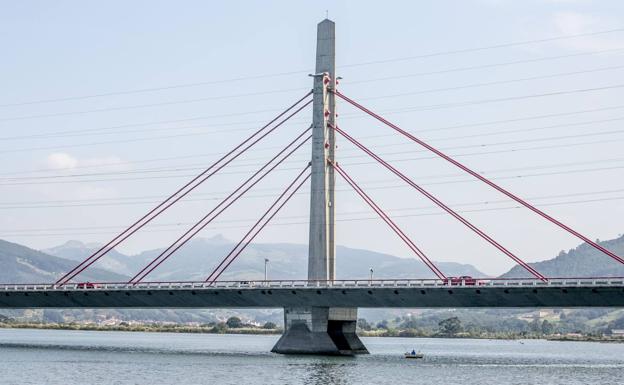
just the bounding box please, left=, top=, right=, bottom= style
left=546, top=335, right=624, bottom=343
left=2, top=322, right=623, bottom=342
left=358, top=329, right=541, bottom=340
left=0, top=322, right=282, bottom=335
left=358, top=329, right=624, bottom=342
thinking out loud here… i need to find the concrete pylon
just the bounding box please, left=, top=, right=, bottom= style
left=272, top=19, right=368, bottom=356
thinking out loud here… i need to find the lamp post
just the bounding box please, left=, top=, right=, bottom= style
left=369, top=267, right=374, bottom=283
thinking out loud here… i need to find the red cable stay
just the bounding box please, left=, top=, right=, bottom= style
left=331, top=123, right=546, bottom=281
left=205, top=164, right=311, bottom=284
left=55, top=91, right=312, bottom=286
left=330, top=160, right=446, bottom=280
left=334, top=90, right=624, bottom=267
left=129, top=128, right=312, bottom=284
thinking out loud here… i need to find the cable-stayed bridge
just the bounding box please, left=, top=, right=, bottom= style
left=2, top=19, right=624, bottom=355
left=3, top=278, right=624, bottom=309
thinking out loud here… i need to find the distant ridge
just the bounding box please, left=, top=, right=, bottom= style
left=0, top=239, right=126, bottom=283
left=501, top=234, right=624, bottom=278
left=5, top=233, right=622, bottom=284
left=44, top=236, right=486, bottom=282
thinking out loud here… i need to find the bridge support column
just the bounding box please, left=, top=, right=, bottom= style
left=271, top=306, right=368, bottom=355
left=272, top=18, right=369, bottom=356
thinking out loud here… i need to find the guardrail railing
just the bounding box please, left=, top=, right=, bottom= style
left=1, top=277, right=624, bottom=291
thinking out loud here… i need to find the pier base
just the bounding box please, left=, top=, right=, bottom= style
left=271, top=307, right=368, bottom=355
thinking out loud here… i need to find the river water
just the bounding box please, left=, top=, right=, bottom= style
left=0, top=328, right=623, bottom=385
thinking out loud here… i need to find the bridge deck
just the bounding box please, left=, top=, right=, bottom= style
left=1, top=278, right=624, bottom=308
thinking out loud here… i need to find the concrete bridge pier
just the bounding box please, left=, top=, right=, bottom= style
left=271, top=306, right=368, bottom=355
left=271, top=19, right=369, bottom=356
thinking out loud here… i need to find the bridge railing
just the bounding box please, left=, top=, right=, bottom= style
left=1, top=277, right=624, bottom=291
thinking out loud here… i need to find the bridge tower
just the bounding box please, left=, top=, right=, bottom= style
left=272, top=19, right=368, bottom=355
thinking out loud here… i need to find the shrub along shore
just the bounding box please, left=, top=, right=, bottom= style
left=0, top=321, right=282, bottom=334
left=1, top=321, right=623, bottom=342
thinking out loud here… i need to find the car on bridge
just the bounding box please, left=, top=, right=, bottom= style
left=442, top=276, right=483, bottom=286
left=76, top=282, right=98, bottom=289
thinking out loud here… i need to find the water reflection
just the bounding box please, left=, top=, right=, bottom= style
left=1, top=330, right=623, bottom=385
left=300, top=360, right=352, bottom=385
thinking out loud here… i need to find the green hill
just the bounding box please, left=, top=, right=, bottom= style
left=502, top=235, right=624, bottom=278
left=0, top=239, right=127, bottom=284
left=45, top=236, right=486, bottom=282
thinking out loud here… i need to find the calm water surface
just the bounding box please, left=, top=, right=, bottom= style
left=0, top=328, right=623, bottom=385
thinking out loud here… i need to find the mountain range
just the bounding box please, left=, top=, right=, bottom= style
left=0, top=239, right=125, bottom=284
left=42, top=235, right=484, bottom=283
left=502, top=235, right=624, bottom=278
left=3, top=233, right=624, bottom=285
left=0, top=236, right=484, bottom=324
left=2, top=234, right=624, bottom=325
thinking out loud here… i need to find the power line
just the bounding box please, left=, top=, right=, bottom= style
left=2, top=126, right=622, bottom=184
left=4, top=104, right=623, bottom=179
left=369, top=127, right=624, bottom=156
left=3, top=156, right=622, bottom=209
left=339, top=90, right=624, bottom=265
left=333, top=118, right=624, bottom=157
left=344, top=137, right=624, bottom=169
left=358, top=65, right=624, bottom=100
left=0, top=158, right=624, bottom=209
left=2, top=135, right=622, bottom=187
left=3, top=56, right=622, bottom=143
left=4, top=195, right=623, bottom=238
left=341, top=28, right=624, bottom=68
left=2, top=147, right=622, bottom=187
left=2, top=101, right=622, bottom=178
left=2, top=83, right=621, bottom=156
left=0, top=154, right=621, bottom=195
left=349, top=157, right=624, bottom=185
left=5, top=186, right=624, bottom=230
left=0, top=97, right=305, bottom=124
left=347, top=116, right=624, bottom=153
left=0, top=73, right=312, bottom=108
left=367, top=116, right=624, bottom=144
left=6, top=114, right=623, bottom=181
left=4, top=63, right=623, bottom=143
left=356, top=84, right=624, bottom=113
left=345, top=48, right=624, bottom=85
left=1, top=50, right=621, bottom=125
left=0, top=112, right=278, bottom=142
left=10, top=193, right=624, bottom=233
left=3, top=27, right=622, bottom=108
left=0, top=118, right=266, bottom=142
left=379, top=104, right=624, bottom=134
left=0, top=114, right=310, bottom=155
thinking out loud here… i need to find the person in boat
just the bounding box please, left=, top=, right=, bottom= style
left=411, top=349, right=416, bottom=355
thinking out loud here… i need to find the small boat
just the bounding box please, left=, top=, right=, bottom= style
left=404, top=351, right=424, bottom=359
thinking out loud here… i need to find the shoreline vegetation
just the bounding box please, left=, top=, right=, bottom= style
left=0, top=319, right=282, bottom=335
left=1, top=321, right=623, bottom=342
left=357, top=329, right=624, bottom=342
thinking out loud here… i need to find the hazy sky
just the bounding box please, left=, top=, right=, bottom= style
left=1, top=0, right=623, bottom=277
